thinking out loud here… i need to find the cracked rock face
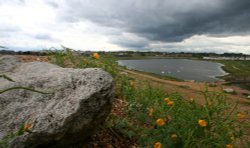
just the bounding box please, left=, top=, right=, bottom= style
left=0, top=56, right=114, bottom=147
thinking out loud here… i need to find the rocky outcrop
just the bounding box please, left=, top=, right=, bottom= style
left=0, top=56, right=114, bottom=147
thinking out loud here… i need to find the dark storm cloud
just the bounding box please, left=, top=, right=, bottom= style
left=62, top=0, right=250, bottom=44
left=112, top=38, right=148, bottom=49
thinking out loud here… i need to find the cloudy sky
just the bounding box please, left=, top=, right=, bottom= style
left=0, top=0, right=250, bottom=53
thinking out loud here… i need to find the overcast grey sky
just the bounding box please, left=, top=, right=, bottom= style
left=0, top=0, right=250, bottom=53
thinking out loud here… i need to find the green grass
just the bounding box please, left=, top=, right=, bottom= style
left=48, top=49, right=249, bottom=147
left=116, top=77, right=247, bottom=147
left=0, top=124, right=25, bottom=147
left=215, top=60, right=250, bottom=90
left=216, top=60, right=250, bottom=77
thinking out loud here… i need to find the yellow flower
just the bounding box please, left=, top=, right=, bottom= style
left=154, top=142, right=162, bottom=148
left=148, top=108, right=154, bottom=117
left=93, top=52, right=100, bottom=59
left=167, top=101, right=174, bottom=106
left=226, top=144, right=233, bottom=148
left=171, top=134, right=177, bottom=141
left=237, top=112, right=245, bottom=119
left=164, top=98, right=170, bottom=103
left=24, top=123, right=33, bottom=132
left=156, top=118, right=165, bottom=126
left=198, top=119, right=207, bottom=127
left=164, top=98, right=174, bottom=106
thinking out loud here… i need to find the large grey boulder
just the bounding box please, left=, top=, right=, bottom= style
left=0, top=56, right=114, bottom=147
left=0, top=55, right=21, bottom=73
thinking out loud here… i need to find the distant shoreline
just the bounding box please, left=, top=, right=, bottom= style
left=117, top=57, right=250, bottom=90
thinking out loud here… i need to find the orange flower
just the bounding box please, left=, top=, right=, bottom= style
left=237, top=112, right=245, bottom=119
left=226, top=144, right=233, bottom=148
left=167, top=101, right=174, bottom=106
left=148, top=108, right=154, bottom=117
left=156, top=118, right=165, bottom=126
left=154, top=142, right=162, bottom=148
left=93, top=52, right=100, bottom=59
left=171, top=134, right=177, bottom=141
left=24, top=123, right=33, bottom=132
left=164, top=98, right=170, bottom=103
left=164, top=98, right=174, bottom=106
left=198, top=119, right=207, bottom=127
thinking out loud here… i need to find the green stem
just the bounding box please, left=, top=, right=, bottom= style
left=0, top=86, right=52, bottom=94
left=0, top=74, right=15, bottom=82
left=223, top=100, right=239, bottom=122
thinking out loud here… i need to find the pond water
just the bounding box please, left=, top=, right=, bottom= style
left=118, top=59, right=227, bottom=82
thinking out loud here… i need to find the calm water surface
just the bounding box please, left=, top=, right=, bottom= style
left=118, top=59, right=227, bottom=82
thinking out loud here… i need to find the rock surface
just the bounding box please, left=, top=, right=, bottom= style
left=0, top=56, right=114, bottom=147
left=0, top=55, right=21, bottom=73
